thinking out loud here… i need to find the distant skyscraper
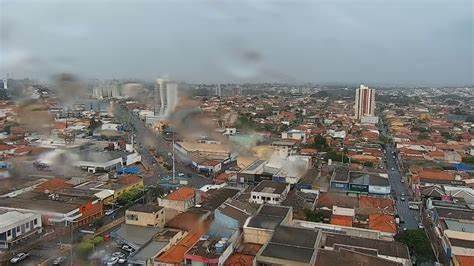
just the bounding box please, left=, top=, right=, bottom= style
left=354, top=84, right=375, bottom=120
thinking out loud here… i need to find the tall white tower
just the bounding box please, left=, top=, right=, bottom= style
left=155, top=78, right=168, bottom=116
left=2, top=75, right=8, bottom=90
left=354, top=84, right=375, bottom=120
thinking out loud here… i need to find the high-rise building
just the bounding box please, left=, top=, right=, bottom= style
left=354, top=84, right=375, bottom=120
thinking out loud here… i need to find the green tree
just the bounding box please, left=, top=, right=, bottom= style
left=313, top=134, right=328, bottom=150
left=236, top=115, right=255, bottom=130
left=396, top=229, right=434, bottom=263
left=91, top=236, right=104, bottom=246
left=117, top=186, right=144, bottom=206
left=462, top=156, right=474, bottom=165
left=325, top=150, right=349, bottom=163
left=304, top=209, right=324, bottom=222
left=76, top=241, right=94, bottom=257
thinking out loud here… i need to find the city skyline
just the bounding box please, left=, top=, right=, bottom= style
left=1, top=0, right=472, bottom=86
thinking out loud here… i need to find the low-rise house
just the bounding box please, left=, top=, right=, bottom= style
left=184, top=234, right=236, bottom=266
left=127, top=228, right=185, bottom=266
left=249, top=180, right=290, bottom=205
left=243, top=205, right=292, bottom=245
left=158, top=187, right=198, bottom=220
left=125, top=204, right=165, bottom=228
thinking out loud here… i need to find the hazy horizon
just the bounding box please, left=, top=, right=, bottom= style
left=1, top=0, right=473, bottom=86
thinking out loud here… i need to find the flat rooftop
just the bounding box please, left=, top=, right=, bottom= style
left=246, top=205, right=291, bottom=230
left=324, top=233, right=410, bottom=259
left=177, top=141, right=230, bottom=154
left=259, top=225, right=320, bottom=263
left=0, top=210, right=38, bottom=229
left=128, top=204, right=163, bottom=213
left=252, top=180, right=287, bottom=194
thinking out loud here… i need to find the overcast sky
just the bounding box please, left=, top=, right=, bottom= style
left=1, top=0, right=472, bottom=85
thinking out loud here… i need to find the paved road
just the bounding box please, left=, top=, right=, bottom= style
left=113, top=103, right=212, bottom=188
left=381, top=124, right=419, bottom=230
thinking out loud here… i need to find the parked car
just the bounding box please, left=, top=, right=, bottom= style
left=52, top=256, right=66, bottom=265
left=105, top=209, right=115, bottom=216
left=418, top=223, right=424, bottom=229
left=121, top=244, right=134, bottom=253
left=10, top=253, right=28, bottom=264
left=178, top=172, right=185, bottom=177
left=400, top=196, right=406, bottom=201
left=106, top=256, right=119, bottom=265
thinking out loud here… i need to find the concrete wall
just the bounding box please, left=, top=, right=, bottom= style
left=125, top=209, right=165, bottom=227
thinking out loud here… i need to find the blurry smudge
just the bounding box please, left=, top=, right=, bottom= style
left=52, top=73, right=87, bottom=109
left=241, top=49, right=262, bottom=63
left=16, top=100, right=54, bottom=136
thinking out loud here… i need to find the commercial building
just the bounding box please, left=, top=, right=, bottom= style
left=355, top=84, right=375, bottom=120
left=0, top=210, right=42, bottom=249
left=255, top=225, right=322, bottom=266
left=330, top=167, right=391, bottom=195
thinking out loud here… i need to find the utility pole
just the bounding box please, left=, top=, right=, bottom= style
left=172, top=132, right=176, bottom=184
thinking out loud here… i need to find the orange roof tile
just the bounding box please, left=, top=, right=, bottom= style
left=166, top=187, right=195, bottom=201
left=359, top=196, right=394, bottom=211
left=35, top=178, right=73, bottom=193
left=456, top=255, right=474, bottom=266
left=225, top=253, right=254, bottom=266
left=156, top=229, right=203, bottom=264
left=369, top=214, right=396, bottom=234
left=418, top=169, right=455, bottom=181
left=330, top=215, right=353, bottom=227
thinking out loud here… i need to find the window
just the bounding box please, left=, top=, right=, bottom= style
left=252, top=195, right=256, bottom=199
left=7, top=230, right=11, bottom=237
left=26, top=222, right=29, bottom=229
left=126, top=214, right=138, bottom=221
left=16, top=226, right=20, bottom=233
left=34, top=219, right=38, bottom=225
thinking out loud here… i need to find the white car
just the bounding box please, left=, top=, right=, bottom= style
left=121, top=244, right=134, bottom=253
left=106, top=256, right=119, bottom=265
left=105, top=209, right=115, bottom=216
left=10, top=253, right=28, bottom=264
left=178, top=172, right=185, bottom=177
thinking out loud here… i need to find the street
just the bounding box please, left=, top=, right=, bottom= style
left=113, top=103, right=212, bottom=188
left=381, top=125, right=419, bottom=230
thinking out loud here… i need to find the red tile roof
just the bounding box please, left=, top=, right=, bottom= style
left=359, top=196, right=394, bottom=211
left=156, top=228, right=203, bottom=264
left=369, top=214, right=396, bottom=234
left=456, top=255, right=474, bottom=266
left=225, top=253, right=254, bottom=266
left=166, top=187, right=195, bottom=201
left=418, top=169, right=455, bottom=181
left=35, top=178, right=73, bottom=193
left=330, top=215, right=353, bottom=227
